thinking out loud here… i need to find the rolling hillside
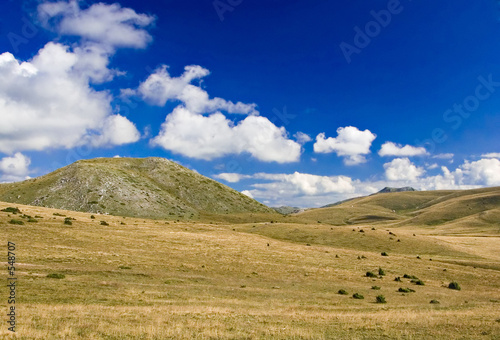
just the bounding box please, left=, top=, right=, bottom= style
left=0, top=157, right=277, bottom=220
left=296, top=186, right=500, bottom=232
left=1, top=201, right=499, bottom=339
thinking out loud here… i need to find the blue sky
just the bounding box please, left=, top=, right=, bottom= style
left=0, top=0, right=499, bottom=207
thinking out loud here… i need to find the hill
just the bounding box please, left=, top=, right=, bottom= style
left=295, top=186, right=500, bottom=232
left=0, top=157, right=277, bottom=220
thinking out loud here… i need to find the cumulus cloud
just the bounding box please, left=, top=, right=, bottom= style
left=151, top=107, right=301, bottom=162
left=0, top=43, right=140, bottom=153
left=38, top=0, right=155, bottom=50
left=241, top=190, right=254, bottom=198
left=137, top=65, right=258, bottom=115
left=0, top=153, right=31, bottom=182
left=313, top=126, right=376, bottom=165
left=378, top=142, right=428, bottom=157
left=294, top=132, right=312, bottom=145
left=481, top=152, right=500, bottom=159
left=460, top=158, right=500, bottom=186
left=383, top=158, right=425, bottom=181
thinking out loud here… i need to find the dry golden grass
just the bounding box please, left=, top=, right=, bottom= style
left=1, top=202, right=499, bottom=339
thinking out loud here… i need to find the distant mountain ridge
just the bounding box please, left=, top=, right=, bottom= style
left=377, top=187, right=416, bottom=193
left=272, top=206, right=303, bottom=215
left=0, top=157, right=276, bottom=219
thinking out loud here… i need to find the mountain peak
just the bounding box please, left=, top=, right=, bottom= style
left=378, top=187, right=416, bottom=193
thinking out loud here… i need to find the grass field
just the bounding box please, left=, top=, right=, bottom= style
left=1, top=202, right=499, bottom=339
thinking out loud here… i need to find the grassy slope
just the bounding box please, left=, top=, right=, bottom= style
left=0, top=157, right=278, bottom=221
left=1, top=202, right=499, bottom=339
left=295, top=187, right=500, bottom=233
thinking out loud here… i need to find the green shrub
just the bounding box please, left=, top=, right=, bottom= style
left=448, top=282, right=461, bottom=290
left=394, top=277, right=402, bottom=282
left=9, top=219, right=24, bottom=225
left=371, top=286, right=381, bottom=290
left=413, top=279, right=425, bottom=286
left=352, top=293, right=364, bottom=299
left=366, top=271, right=377, bottom=278
left=338, top=289, right=348, bottom=295
left=378, top=267, right=385, bottom=276
left=100, top=221, right=109, bottom=226
left=64, top=217, right=73, bottom=225
left=46, top=273, right=65, bottom=279
left=90, top=215, right=95, bottom=219
left=430, top=299, right=440, bottom=304
left=53, top=213, right=66, bottom=217
left=398, top=287, right=415, bottom=293
left=381, top=252, right=388, bottom=256
left=27, top=218, right=38, bottom=223
left=119, top=266, right=132, bottom=270
left=403, top=274, right=419, bottom=280
left=1, top=207, right=21, bottom=214
left=376, top=295, right=386, bottom=303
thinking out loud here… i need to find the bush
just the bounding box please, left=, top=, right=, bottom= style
left=100, top=221, right=109, bottom=226
left=64, top=217, right=73, bottom=225
left=394, top=277, right=402, bottom=282
left=27, top=218, right=38, bottom=223
left=46, top=273, right=65, bottom=279
left=338, top=289, right=348, bottom=295
left=398, top=287, right=415, bottom=293
left=90, top=215, right=95, bottom=219
left=376, top=295, right=386, bottom=303
left=119, top=266, right=132, bottom=270
left=352, top=293, right=364, bottom=299
left=366, top=271, right=377, bottom=278
left=403, top=274, right=419, bottom=280
left=430, top=299, right=440, bottom=304
left=448, top=282, right=461, bottom=290
left=9, top=219, right=24, bottom=225
left=53, top=213, right=66, bottom=217
left=1, top=207, right=21, bottom=214
left=371, top=286, right=381, bottom=290
left=381, top=252, right=388, bottom=256
left=412, top=279, right=425, bottom=286
left=378, top=267, right=386, bottom=276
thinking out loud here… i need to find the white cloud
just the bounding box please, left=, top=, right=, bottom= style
left=294, top=132, right=312, bottom=145
left=214, top=173, right=251, bottom=183
left=313, top=126, right=376, bottom=165
left=241, top=190, right=254, bottom=198
left=427, top=163, right=439, bottom=170
left=432, top=153, right=454, bottom=160
left=0, top=43, right=140, bottom=153
left=151, top=106, right=301, bottom=163
left=481, top=152, right=500, bottom=159
left=460, top=158, right=500, bottom=186
left=378, top=142, right=428, bottom=157
left=38, top=0, right=155, bottom=50
left=383, top=158, right=425, bottom=181
left=137, top=65, right=258, bottom=115
left=0, top=153, right=30, bottom=182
